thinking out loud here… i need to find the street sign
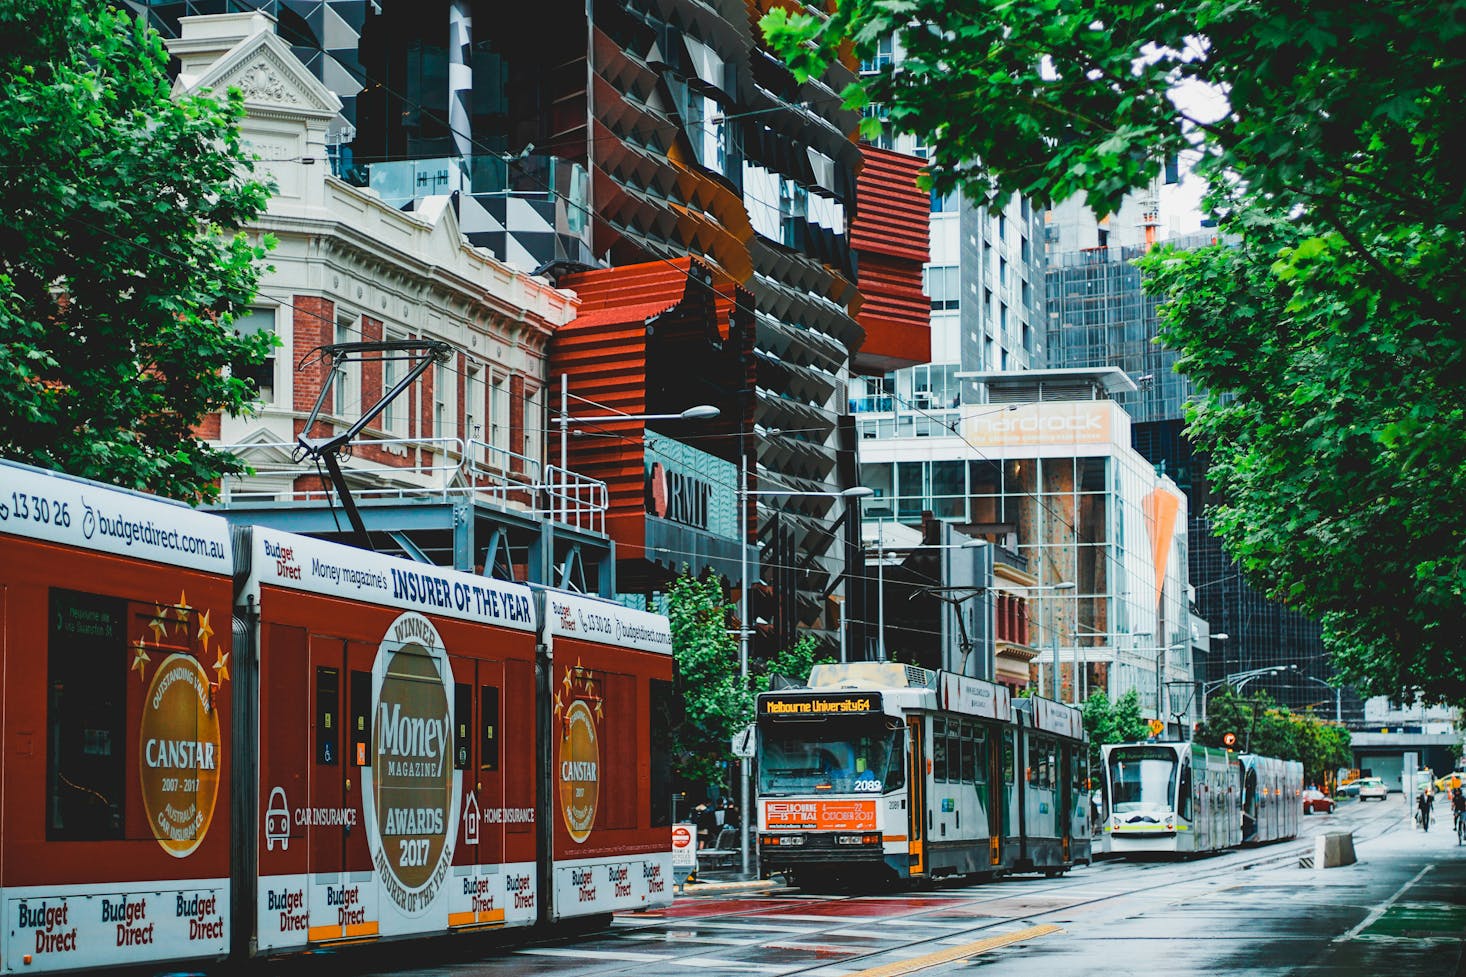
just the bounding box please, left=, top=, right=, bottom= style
left=1222, top=732, right=1237, bottom=748
left=1148, top=719, right=1165, bottom=737
left=731, top=723, right=756, bottom=758
left=671, top=823, right=696, bottom=866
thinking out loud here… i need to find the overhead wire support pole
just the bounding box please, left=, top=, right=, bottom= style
left=294, top=339, right=453, bottom=551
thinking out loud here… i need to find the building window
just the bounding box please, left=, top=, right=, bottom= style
left=860, top=35, right=894, bottom=74
left=381, top=329, right=406, bottom=436
left=925, top=265, right=960, bottom=311
left=333, top=317, right=359, bottom=420
left=465, top=365, right=484, bottom=461
left=231, top=308, right=278, bottom=406
left=490, top=373, right=509, bottom=453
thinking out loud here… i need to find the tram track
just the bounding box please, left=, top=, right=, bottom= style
left=577, top=802, right=1407, bottom=977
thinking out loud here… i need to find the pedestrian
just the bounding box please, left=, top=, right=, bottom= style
left=1417, top=787, right=1434, bottom=831
left=695, top=801, right=719, bottom=849
left=722, top=797, right=740, bottom=830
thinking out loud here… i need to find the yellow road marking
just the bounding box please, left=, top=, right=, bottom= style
left=848, top=923, right=1062, bottom=977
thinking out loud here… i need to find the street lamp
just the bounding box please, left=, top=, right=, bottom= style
left=736, top=481, right=871, bottom=879
left=1288, top=672, right=1343, bottom=723
left=1200, top=664, right=1296, bottom=724
left=553, top=376, right=719, bottom=522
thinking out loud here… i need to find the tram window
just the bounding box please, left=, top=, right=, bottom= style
left=47, top=589, right=128, bottom=841
left=1002, top=735, right=1015, bottom=783
left=933, top=719, right=949, bottom=782
left=454, top=683, right=472, bottom=770
left=316, top=667, right=339, bottom=766
left=959, top=722, right=973, bottom=783
left=972, top=730, right=988, bottom=784
left=649, top=679, right=674, bottom=826
left=480, top=685, right=500, bottom=772
left=350, top=670, right=372, bottom=766
left=1178, top=760, right=1194, bottom=819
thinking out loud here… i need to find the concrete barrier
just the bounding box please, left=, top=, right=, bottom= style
left=1313, top=831, right=1357, bottom=869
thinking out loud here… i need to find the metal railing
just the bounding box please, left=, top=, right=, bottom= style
left=217, top=436, right=608, bottom=532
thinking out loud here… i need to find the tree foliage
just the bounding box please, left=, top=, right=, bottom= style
left=1195, top=688, right=1352, bottom=787
left=667, top=573, right=749, bottom=790
left=667, top=574, right=837, bottom=790
left=760, top=0, right=1466, bottom=704
left=1081, top=689, right=1150, bottom=768
left=0, top=0, right=274, bottom=500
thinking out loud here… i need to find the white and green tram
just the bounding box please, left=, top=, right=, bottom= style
left=755, top=662, right=1090, bottom=889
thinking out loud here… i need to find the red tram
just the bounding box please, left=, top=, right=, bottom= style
left=0, top=460, right=672, bottom=973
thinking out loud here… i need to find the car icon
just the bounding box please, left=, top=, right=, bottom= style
left=265, top=787, right=291, bottom=851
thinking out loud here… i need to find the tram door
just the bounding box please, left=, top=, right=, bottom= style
left=1058, top=742, right=1072, bottom=862
left=449, top=658, right=506, bottom=874
left=988, top=729, right=1003, bottom=864
left=309, top=636, right=375, bottom=941
left=907, top=716, right=925, bottom=878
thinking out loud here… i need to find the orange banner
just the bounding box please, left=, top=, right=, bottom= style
left=764, top=800, right=877, bottom=831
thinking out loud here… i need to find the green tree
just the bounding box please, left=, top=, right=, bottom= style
left=756, top=633, right=835, bottom=694
left=667, top=573, right=748, bottom=790
left=1081, top=688, right=1150, bottom=768
left=0, top=0, right=274, bottom=500
left=759, top=1, right=1466, bottom=704
left=667, top=575, right=840, bottom=790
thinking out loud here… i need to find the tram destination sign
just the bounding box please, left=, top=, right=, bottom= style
left=759, top=693, right=883, bottom=717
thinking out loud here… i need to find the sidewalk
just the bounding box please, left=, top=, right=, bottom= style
left=1295, top=815, right=1466, bottom=976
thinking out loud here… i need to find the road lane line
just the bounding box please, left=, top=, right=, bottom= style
left=1336, top=864, right=1433, bottom=942
left=844, top=923, right=1062, bottom=977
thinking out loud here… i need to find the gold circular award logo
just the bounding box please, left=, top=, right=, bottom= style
left=558, top=697, right=600, bottom=843
left=367, top=613, right=458, bottom=914
left=138, top=654, right=222, bottom=857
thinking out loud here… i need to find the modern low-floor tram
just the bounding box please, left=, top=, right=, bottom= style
left=755, top=662, right=1090, bottom=890
left=1101, top=741, right=1301, bottom=858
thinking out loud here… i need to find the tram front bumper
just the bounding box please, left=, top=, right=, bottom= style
left=759, top=832, right=884, bottom=863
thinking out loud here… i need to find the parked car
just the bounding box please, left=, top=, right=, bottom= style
left=1302, top=788, right=1335, bottom=814
left=1356, top=777, right=1389, bottom=801
left=1338, top=780, right=1361, bottom=798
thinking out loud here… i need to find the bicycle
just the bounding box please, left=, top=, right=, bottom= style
left=1454, top=809, right=1465, bottom=845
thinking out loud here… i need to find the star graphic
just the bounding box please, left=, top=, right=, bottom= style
left=213, top=647, right=230, bottom=684
left=197, top=608, right=214, bottom=648
left=562, top=669, right=573, bottom=692
left=148, top=604, right=169, bottom=642
left=553, top=691, right=564, bottom=717
left=593, top=699, right=604, bottom=721
left=174, top=590, right=190, bottom=634
left=131, top=639, right=151, bottom=680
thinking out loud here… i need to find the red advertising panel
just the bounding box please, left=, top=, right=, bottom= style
left=542, top=592, right=673, bottom=918
left=242, top=527, right=538, bottom=953
left=0, top=462, right=234, bottom=973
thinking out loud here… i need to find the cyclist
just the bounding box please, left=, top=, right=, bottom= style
left=1416, top=787, right=1434, bottom=831
left=1451, top=787, right=1465, bottom=836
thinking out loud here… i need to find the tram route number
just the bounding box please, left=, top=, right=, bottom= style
left=2, top=492, right=72, bottom=527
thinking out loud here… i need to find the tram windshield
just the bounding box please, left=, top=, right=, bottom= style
left=1107, top=746, right=1178, bottom=814
left=758, top=718, right=905, bottom=795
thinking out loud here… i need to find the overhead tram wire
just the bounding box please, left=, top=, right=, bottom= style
left=68, top=18, right=1157, bottom=588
